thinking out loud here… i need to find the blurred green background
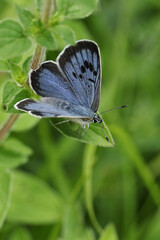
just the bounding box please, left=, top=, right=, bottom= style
left=0, top=0, right=160, bottom=239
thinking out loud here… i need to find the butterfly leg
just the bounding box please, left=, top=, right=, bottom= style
left=55, top=119, right=71, bottom=125
left=81, top=123, right=89, bottom=136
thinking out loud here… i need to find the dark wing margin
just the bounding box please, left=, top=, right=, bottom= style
left=57, top=40, right=101, bottom=112
left=29, top=61, right=80, bottom=105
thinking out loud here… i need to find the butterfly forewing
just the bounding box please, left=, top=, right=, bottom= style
left=30, top=61, right=80, bottom=105
left=58, top=40, right=101, bottom=112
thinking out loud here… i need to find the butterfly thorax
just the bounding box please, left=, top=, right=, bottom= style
left=72, top=114, right=102, bottom=126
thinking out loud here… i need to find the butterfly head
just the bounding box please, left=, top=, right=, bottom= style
left=93, top=114, right=102, bottom=124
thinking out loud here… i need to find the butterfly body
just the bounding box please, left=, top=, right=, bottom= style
left=15, top=40, right=102, bottom=131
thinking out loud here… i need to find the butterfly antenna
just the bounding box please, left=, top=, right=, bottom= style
left=100, top=105, right=128, bottom=115
left=98, top=122, right=109, bottom=142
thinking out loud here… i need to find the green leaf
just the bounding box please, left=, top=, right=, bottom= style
left=50, top=117, right=114, bottom=147
left=0, top=168, right=13, bottom=229
left=63, top=20, right=92, bottom=39
left=57, top=0, right=99, bottom=19
left=7, top=171, right=64, bottom=224
left=62, top=205, right=95, bottom=240
left=52, top=24, right=75, bottom=49
left=0, top=57, right=23, bottom=72
left=99, top=224, right=119, bottom=240
left=0, top=60, right=10, bottom=72
left=12, top=114, right=40, bottom=132
left=36, top=29, right=57, bottom=50
left=16, top=5, right=34, bottom=29
left=2, top=81, right=21, bottom=105
left=0, top=20, right=31, bottom=59
left=10, top=63, right=26, bottom=85
left=7, top=89, right=30, bottom=113
left=9, top=227, right=32, bottom=240
left=22, top=56, right=32, bottom=75
left=9, top=56, right=23, bottom=64
left=0, top=138, right=32, bottom=169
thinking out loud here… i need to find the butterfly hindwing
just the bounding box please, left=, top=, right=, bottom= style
left=30, top=61, right=80, bottom=105
left=15, top=98, right=94, bottom=119
left=58, top=40, right=101, bottom=112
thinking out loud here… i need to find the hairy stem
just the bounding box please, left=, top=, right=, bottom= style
left=0, top=0, right=54, bottom=143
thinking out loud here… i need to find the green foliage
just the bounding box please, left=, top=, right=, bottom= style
left=7, top=171, right=64, bottom=224
left=0, top=20, right=31, bottom=59
left=51, top=24, right=75, bottom=49
left=12, top=114, right=40, bottom=132
left=10, top=63, right=26, bottom=85
left=8, top=227, right=32, bottom=240
left=16, top=5, right=34, bottom=29
left=0, top=138, right=32, bottom=168
left=0, top=60, right=10, bottom=72
left=99, top=224, right=119, bottom=240
left=2, top=82, right=20, bottom=105
left=2, top=81, right=30, bottom=113
left=0, top=168, right=12, bottom=228
left=57, top=0, right=98, bottom=19
left=36, top=29, right=57, bottom=50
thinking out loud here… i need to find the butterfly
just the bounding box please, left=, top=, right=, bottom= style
left=15, top=40, right=119, bottom=141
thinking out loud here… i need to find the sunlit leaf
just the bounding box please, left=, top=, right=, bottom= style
left=2, top=81, right=21, bottom=105
left=16, top=5, right=34, bottom=29
left=0, top=60, right=10, bottom=72
left=10, top=63, right=26, bottom=85
left=6, top=89, right=30, bottom=113
left=0, top=20, right=31, bottom=59
left=52, top=24, right=75, bottom=49
left=57, top=0, right=99, bottom=19
left=36, top=29, right=57, bottom=50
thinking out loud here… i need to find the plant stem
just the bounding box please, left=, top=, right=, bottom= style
left=0, top=0, right=54, bottom=143
left=0, top=114, right=19, bottom=142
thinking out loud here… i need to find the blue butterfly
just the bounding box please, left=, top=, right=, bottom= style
left=15, top=40, right=127, bottom=141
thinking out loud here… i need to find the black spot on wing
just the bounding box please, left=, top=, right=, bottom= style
left=72, top=72, right=77, bottom=78
left=89, top=63, right=93, bottom=72
left=81, top=65, right=86, bottom=73
left=84, top=60, right=89, bottom=69
left=93, top=71, right=97, bottom=76
left=88, top=78, right=95, bottom=83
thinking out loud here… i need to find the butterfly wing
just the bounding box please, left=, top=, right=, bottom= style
left=15, top=97, right=94, bottom=119
left=30, top=61, right=80, bottom=105
left=57, top=40, right=101, bottom=112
